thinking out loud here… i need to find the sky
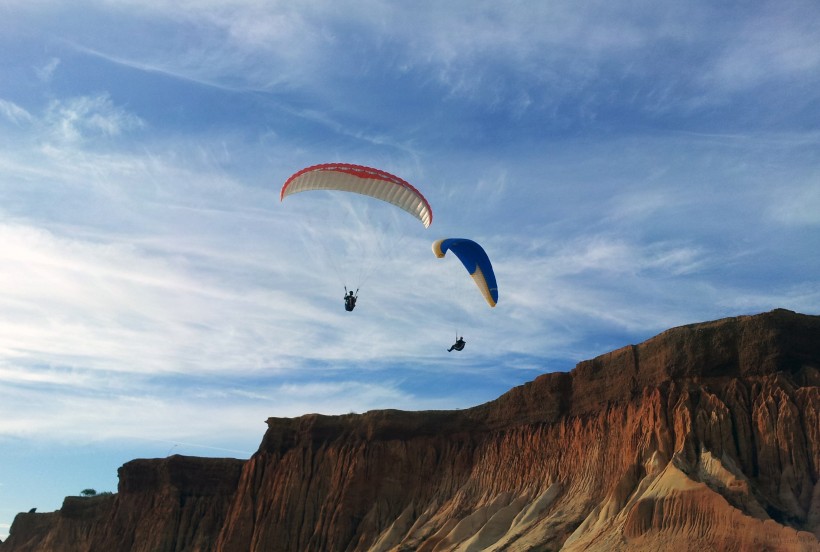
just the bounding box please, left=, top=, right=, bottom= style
left=1, top=0, right=819, bottom=540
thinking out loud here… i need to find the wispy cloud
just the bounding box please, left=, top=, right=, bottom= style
left=767, top=179, right=820, bottom=226
left=0, top=359, right=463, bottom=446
left=35, top=57, right=60, bottom=82
left=0, top=98, right=34, bottom=126
left=702, top=5, right=820, bottom=91
left=44, top=93, right=145, bottom=143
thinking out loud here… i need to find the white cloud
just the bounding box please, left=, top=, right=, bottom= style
left=0, top=98, right=34, bottom=126
left=44, top=94, right=145, bottom=143
left=12, top=0, right=811, bottom=133
left=0, top=217, right=326, bottom=377
left=0, top=363, right=458, bottom=445
left=703, top=7, right=820, bottom=92
left=767, top=179, right=820, bottom=226
left=526, top=235, right=706, bottom=279
left=35, top=57, right=60, bottom=82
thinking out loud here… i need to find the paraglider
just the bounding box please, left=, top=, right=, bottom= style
left=432, top=238, right=498, bottom=307
left=281, top=163, right=432, bottom=309
left=344, top=287, right=358, bottom=312
left=448, top=336, right=466, bottom=352
left=281, top=163, right=433, bottom=227
left=433, top=238, right=497, bottom=353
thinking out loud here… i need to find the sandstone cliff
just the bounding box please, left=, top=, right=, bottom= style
left=3, top=309, right=819, bottom=551
left=2, top=456, right=244, bottom=552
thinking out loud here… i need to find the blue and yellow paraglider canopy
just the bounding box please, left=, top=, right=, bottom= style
left=433, top=238, right=498, bottom=307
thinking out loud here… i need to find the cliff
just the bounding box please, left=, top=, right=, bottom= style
left=3, top=308, right=819, bottom=551
left=2, top=456, right=244, bottom=552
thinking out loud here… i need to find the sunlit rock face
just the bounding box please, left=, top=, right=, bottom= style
left=4, top=309, right=819, bottom=551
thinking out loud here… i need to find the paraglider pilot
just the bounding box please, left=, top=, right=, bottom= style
left=344, top=287, right=358, bottom=312
left=448, top=337, right=466, bottom=352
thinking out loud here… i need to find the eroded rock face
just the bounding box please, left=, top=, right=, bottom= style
left=4, top=309, right=820, bottom=551
left=2, top=456, right=244, bottom=552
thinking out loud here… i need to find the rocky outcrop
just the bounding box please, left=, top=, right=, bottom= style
left=2, top=456, right=244, bottom=552
left=3, top=309, right=819, bottom=551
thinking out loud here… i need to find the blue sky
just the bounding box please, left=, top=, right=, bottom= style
left=1, top=0, right=819, bottom=539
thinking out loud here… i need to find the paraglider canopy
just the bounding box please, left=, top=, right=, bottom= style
left=433, top=238, right=498, bottom=307
left=281, top=163, right=433, bottom=228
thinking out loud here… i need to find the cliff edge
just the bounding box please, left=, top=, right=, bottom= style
left=3, top=309, right=819, bottom=551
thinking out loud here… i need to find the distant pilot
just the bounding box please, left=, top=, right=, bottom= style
left=448, top=337, right=466, bottom=352
left=344, top=288, right=357, bottom=312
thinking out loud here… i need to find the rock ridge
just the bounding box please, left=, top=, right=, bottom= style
left=3, top=308, right=819, bottom=551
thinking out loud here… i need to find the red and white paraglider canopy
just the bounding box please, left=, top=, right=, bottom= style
left=281, top=163, right=433, bottom=228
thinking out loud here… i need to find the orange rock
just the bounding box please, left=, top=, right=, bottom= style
left=4, top=309, right=819, bottom=551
